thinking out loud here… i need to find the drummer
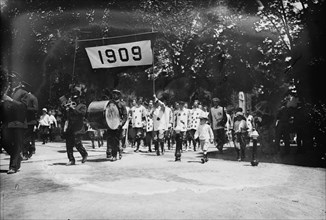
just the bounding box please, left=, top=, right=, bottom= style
left=106, top=89, right=127, bottom=161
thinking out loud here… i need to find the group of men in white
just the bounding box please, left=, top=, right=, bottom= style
left=121, top=95, right=255, bottom=163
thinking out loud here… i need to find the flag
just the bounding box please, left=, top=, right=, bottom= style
left=81, top=32, right=157, bottom=69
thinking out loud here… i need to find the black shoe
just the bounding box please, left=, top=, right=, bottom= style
left=175, top=157, right=181, bottom=162
left=66, top=161, right=75, bottom=166
left=251, top=160, right=259, bottom=166
left=7, top=169, right=17, bottom=174
left=201, top=158, right=205, bottom=163
left=28, top=151, right=34, bottom=158
left=119, top=154, right=122, bottom=160
left=22, top=156, right=29, bottom=161
left=111, top=157, right=117, bottom=162
left=81, top=155, right=88, bottom=163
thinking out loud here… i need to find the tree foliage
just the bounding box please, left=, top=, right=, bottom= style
left=1, top=0, right=324, bottom=110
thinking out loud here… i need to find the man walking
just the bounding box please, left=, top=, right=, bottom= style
left=64, top=94, right=88, bottom=166
left=174, top=101, right=188, bottom=161
left=106, top=89, right=127, bottom=161
left=1, top=72, right=29, bottom=174
left=208, top=97, right=227, bottom=153
left=22, top=82, right=38, bottom=159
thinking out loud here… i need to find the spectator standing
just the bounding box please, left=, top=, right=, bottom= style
left=275, top=101, right=291, bottom=155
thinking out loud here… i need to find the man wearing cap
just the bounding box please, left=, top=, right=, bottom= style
left=194, top=112, right=214, bottom=163
left=173, top=101, right=189, bottom=161
left=1, top=71, right=29, bottom=174
left=105, top=89, right=127, bottom=161
left=38, top=108, right=51, bottom=144
left=208, top=97, right=227, bottom=153
left=64, top=94, right=88, bottom=165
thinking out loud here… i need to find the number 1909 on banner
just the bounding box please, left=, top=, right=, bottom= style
left=85, top=40, right=153, bottom=69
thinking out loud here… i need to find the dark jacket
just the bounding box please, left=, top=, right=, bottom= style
left=4, top=88, right=28, bottom=128
left=24, top=92, right=38, bottom=125
left=67, top=103, right=87, bottom=135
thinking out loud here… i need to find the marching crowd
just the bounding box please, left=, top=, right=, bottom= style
left=85, top=94, right=259, bottom=164
left=3, top=73, right=299, bottom=175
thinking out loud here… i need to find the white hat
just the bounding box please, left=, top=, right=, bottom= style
left=199, top=112, right=209, bottom=120
left=42, top=108, right=47, bottom=112
left=235, top=111, right=243, bottom=117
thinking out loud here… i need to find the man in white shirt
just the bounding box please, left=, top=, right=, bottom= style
left=187, top=100, right=203, bottom=151
left=38, top=108, right=50, bottom=144
left=174, top=101, right=188, bottom=161
left=152, top=95, right=170, bottom=155
left=131, top=97, right=146, bottom=152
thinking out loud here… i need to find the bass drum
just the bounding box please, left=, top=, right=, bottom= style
left=87, top=100, right=120, bottom=130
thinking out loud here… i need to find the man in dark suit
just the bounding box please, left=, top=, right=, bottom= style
left=64, top=94, right=88, bottom=166
left=21, top=81, right=38, bottom=159
left=1, top=71, right=29, bottom=174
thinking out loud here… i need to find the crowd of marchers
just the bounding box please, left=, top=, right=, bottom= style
left=1, top=72, right=306, bottom=174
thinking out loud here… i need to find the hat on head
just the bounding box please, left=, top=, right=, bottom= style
left=21, top=81, right=32, bottom=90
left=235, top=111, right=243, bottom=117
left=212, top=97, right=220, bottom=102
left=112, top=89, right=121, bottom=94
left=42, top=108, right=47, bottom=112
left=199, top=112, right=209, bottom=120
left=10, top=71, right=23, bottom=80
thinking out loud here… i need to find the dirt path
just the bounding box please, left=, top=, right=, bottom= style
left=1, top=141, right=325, bottom=219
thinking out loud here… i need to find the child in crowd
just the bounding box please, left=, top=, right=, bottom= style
left=195, top=112, right=214, bottom=163
left=233, top=111, right=248, bottom=161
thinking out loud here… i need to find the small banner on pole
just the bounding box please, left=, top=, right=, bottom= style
left=85, top=40, right=153, bottom=69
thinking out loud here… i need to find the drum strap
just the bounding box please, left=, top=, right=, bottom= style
left=111, top=100, right=122, bottom=119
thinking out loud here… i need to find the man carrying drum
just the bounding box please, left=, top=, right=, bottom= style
left=106, top=89, right=127, bottom=161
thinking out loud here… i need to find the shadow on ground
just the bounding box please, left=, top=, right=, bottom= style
left=207, top=146, right=326, bottom=168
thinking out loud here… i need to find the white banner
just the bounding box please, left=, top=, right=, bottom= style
left=85, top=40, right=153, bottom=69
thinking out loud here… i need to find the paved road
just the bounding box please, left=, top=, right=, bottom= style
left=1, top=141, right=325, bottom=219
